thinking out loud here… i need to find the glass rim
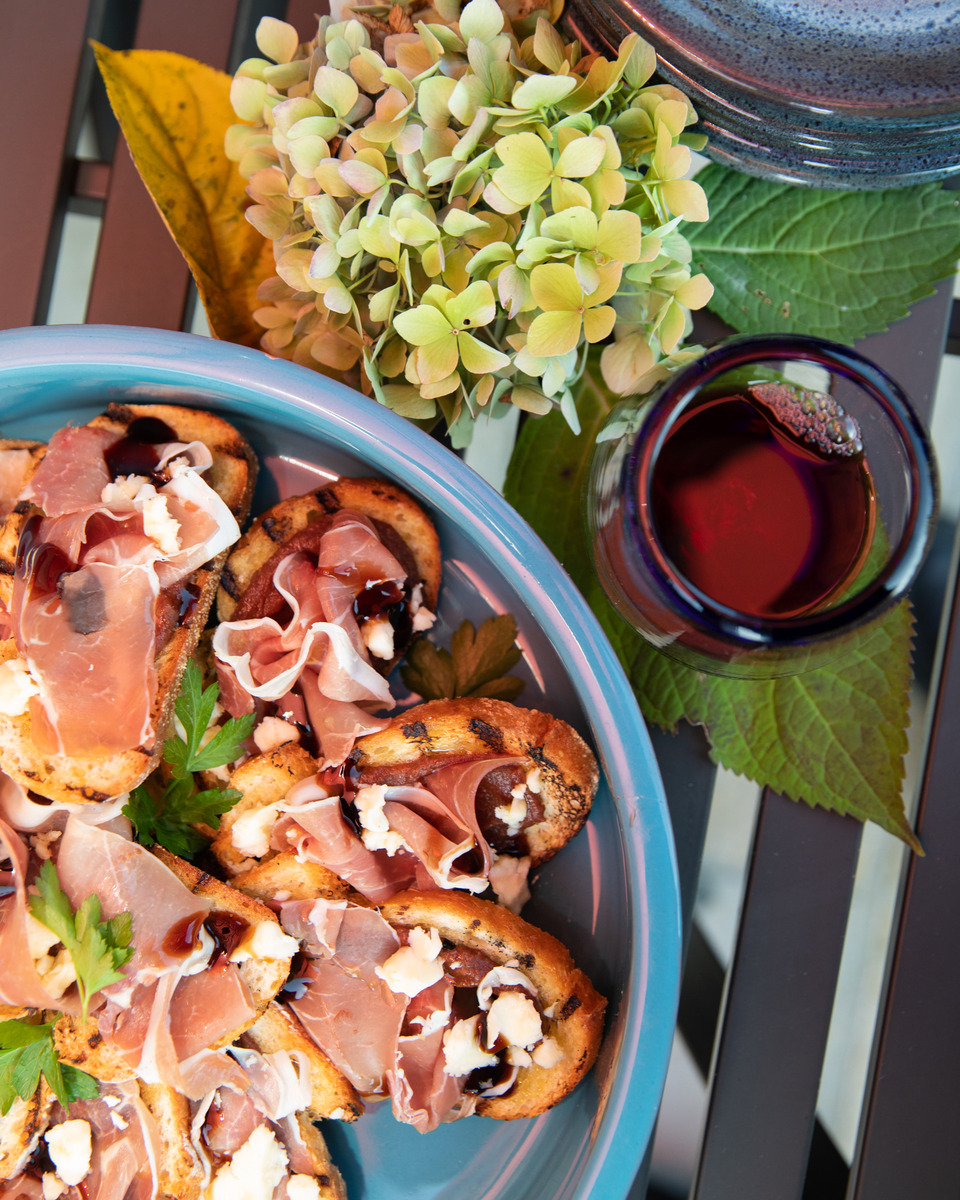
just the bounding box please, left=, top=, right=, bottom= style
left=622, top=334, right=940, bottom=648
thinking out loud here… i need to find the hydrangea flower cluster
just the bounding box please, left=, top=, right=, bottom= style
left=227, top=0, right=714, bottom=444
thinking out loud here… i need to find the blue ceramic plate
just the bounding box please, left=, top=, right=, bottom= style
left=0, top=325, right=681, bottom=1200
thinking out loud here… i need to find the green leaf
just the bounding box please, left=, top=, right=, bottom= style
left=401, top=640, right=457, bottom=700
left=512, top=74, right=578, bottom=110
left=400, top=615, right=524, bottom=700
left=126, top=664, right=250, bottom=857
left=28, top=863, right=134, bottom=1024
left=0, top=1021, right=99, bottom=1114
left=689, top=166, right=960, bottom=341
left=451, top=616, right=523, bottom=695
left=503, top=357, right=921, bottom=851
left=189, top=715, right=256, bottom=773
left=394, top=304, right=452, bottom=345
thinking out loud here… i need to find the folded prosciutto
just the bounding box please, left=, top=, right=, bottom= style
left=213, top=511, right=436, bottom=767
left=264, top=757, right=532, bottom=907
left=5, top=423, right=241, bottom=759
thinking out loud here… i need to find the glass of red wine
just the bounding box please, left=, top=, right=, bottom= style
left=587, top=334, right=939, bottom=677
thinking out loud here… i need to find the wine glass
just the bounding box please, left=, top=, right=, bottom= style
left=587, top=334, right=939, bottom=676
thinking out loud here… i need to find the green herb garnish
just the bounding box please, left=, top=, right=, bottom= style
left=0, top=1020, right=99, bottom=1115
left=123, top=661, right=254, bottom=858
left=27, top=861, right=134, bottom=1025
left=401, top=614, right=525, bottom=702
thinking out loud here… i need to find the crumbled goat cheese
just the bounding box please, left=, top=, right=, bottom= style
left=354, top=785, right=406, bottom=856
left=286, top=1177, right=322, bottom=1200
left=26, top=914, right=77, bottom=999
left=443, top=1016, right=499, bottom=1077
left=28, top=829, right=62, bottom=862
left=253, top=716, right=300, bottom=753
left=231, top=803, right=282, bottom=859
left=206, top=1124, right=288, bottom=1200
left=362, top=615, right=395, bottom=661
left=230, top=921, right=300, bottom=963
left=493, top=767, right=540, bottom=836
left=0, top=656, right=40, bottom=716
left=532, top=1037, right=563, bottom=1068
left=45, top=1120, right=92, bottom=1187
left=485, top=991, right=543, bottom=1052
left=375, top=925, right=444, bottom=997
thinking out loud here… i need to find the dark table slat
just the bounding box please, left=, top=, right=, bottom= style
left=692, top=795, right=862, bottom=1200
left=850, top=526, right=960, bottom=1199
left=85, top=0, right=244, bottom=329
left=0, top=1, right=94, bottom=329
left=649, top=722, right=718, bottom=962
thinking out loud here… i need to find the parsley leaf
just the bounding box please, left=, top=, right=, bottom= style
left=0, top=1020, right=99, bottom=1114
left=401, top=615, right=525, bottom=701
left=27, top=863, right=134, bottom=1025
left=124, top=661, right=253, bottom=857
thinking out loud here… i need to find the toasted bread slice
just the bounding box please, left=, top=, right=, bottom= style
left=0, top=403, right=257, bottom=804
left=211, top=743, right=320, bottom=876
left=54, top=849, right=294, bottom=1081
left=139, top=1081, right=206, bottom=1200
left=352, top=698, right=599, bottom=865
left=231, top=853, right=354, bottom=907
left=0, top=1081, right=53, bottom=1182
left=215, top=477, right=441, bottom=644
left=242, top=1002, right=363, bottom=1122
left=141, top=1070, right=349, bottom=1200
left=380, top=890, right=606, bottom=1120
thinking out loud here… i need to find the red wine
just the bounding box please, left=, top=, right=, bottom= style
left=648, top=384, right=876, bottom=619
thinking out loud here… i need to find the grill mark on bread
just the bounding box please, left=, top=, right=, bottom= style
left=469, top=718, right=505, bottom=753
left=315, top=487, right=341, bottom=514
left=262, top=515, right=287, bottom=542
left=219, top=565, right=240, bottom=599
left=401, top=720, right=432, bottom=747
left=559, top=995, right=582, bottom=1020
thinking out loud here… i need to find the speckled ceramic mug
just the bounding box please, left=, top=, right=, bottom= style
left=563, top=0, right=960, bottom=187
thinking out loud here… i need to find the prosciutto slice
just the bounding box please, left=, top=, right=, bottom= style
left=272, top=796, right=419, bottom=904
left=10, top=424, right=240, bottom=759
left=283, top=898, right=468, bottom=1131
left=55, top=818, right=210, bottom=981
left=21, top=426, right=115, bottom=515
left=283, top=899, right=407, bottom=1095
left=270, top=757, right=523, bottom=904
left=20, top=561, right=159, bottom=757
left=15, top=1080, right=163, bottom=1200
left=53, top=819, right=261, bottom=1098
left=213, top=511, right=412, bottom=768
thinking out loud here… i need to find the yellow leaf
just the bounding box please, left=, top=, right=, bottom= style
left=92, top=43, right=275, bottom=347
